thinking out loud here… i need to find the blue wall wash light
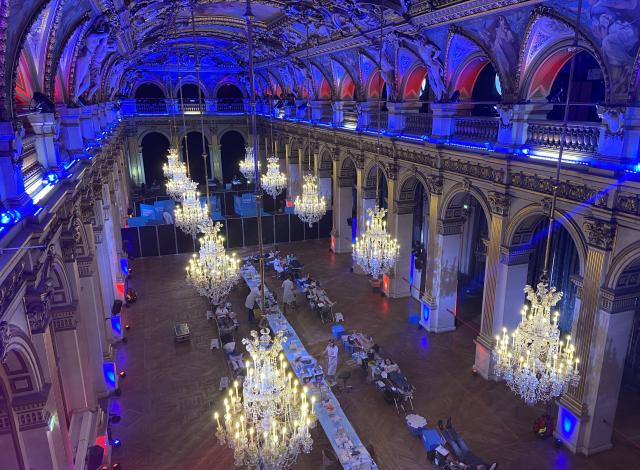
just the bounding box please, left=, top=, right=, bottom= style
left=559, top=406, right=577, bottom=439
left=422, top=303, right=430, bottom=322
left=111, top=315, right=122, bottom=336
left=43, top=172, right=60, bottom=185
left=0, top=209, right=21, bottom=226
left=103, top=362, right=117, bottom=389
left=120, top=258, right=129, bottom=276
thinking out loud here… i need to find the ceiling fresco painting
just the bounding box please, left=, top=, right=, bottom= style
left=2, top=0, right=640, bottom=118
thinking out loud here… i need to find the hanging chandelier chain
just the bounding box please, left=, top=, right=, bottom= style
left=541, top=0, right=583, bottom=281
left=246, top=0, right=266, bottom=311
left=176, top=43, right=191, bottom=177
left=190, top=7, right=211, bottom=213
left=375, top=0, right=384, bottom=208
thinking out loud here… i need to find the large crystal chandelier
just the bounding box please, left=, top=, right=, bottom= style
left=186, top=223, right=240, bottom=306
left=493, top=283, right=580, bottom=406
left=261, top=156, right=287, bottom=198
left=353, top=206, right=399, bottom=279
left=199, top=222, right=230, bottom=268
left=174, top=189, right=209, bottom=237
left=240, top=146, right=260, bottom=181
left=166, top=169, right=197, bottom=200
left=215, top=329, right=315, bottom=469
left=294, top=174, right=326, bottom=227
left=185, top=248, right=240, bottom=306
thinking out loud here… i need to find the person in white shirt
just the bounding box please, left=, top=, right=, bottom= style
left=325, top=340, right=339, bottom=381
left=281, top=276, right=295, bottom=314
left=245, top=286, right=260, bottom=322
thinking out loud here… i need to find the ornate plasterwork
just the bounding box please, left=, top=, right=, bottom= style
left=42, top=0, right=67, bottom=100
left=441, top=157, right=504, bottom=184
left=25, top=284, right=54, bottom=334
left=615, top=191, right=640, bottom=216
left=0, top=321, right=11, bottom=363
left=583, top=218, right=616, bottom=251
left=0, top=261, right=26, bottom=316
left=488, top=191, right=511, bottom=216
left=511, top=172, right=609, bottom=208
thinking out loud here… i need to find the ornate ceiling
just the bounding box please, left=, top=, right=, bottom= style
left=3, top=0, right=640, bottom=117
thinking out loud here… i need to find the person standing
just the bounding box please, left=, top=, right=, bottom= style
left=245, top=286, right=260, bottom=322
left=325, top=340, right=339, bottom=383
left=281, top=276, right=295, bottom=314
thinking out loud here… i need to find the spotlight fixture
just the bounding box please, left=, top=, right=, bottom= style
left=119, top=371, right=126, bottom=378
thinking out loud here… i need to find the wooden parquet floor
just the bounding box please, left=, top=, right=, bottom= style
left=113, top=240, right=640, bottom=470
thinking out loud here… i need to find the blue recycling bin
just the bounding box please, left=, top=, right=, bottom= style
left=421, top=428, right=443, bottom=452
left=331, top=324, right=346, bottom=339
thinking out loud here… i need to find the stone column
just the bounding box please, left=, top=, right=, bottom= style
left=556, top=218, right=618, bottom=455
left=58, top=106, right=84, bottom=157
left=621, top=106, right=640, bottom=165
left=556, top=289, right=635, bottom=455
left=430, top=103, right=466, bottom=139
left=311, top=100, right=331, bottom=123
left=475, top=247, right=530, bottom=378
left=13, top=387, right=67, bottom=470
left=289, top=147, right=302, bottom=201
left=356, top=101, right=382, bottom=130
left=386, top=200, right=413, bottom=298
left=295, top=99, right=307, bottom=119
left=91, top=105, right=103, bottom=135
left=421, top=218, right=461, bottom=332
left=0, top=121, right=30, bottom=207
left=474, top=192, right=511, bottom=378
left=332, top=156, right=353, bottom=254
left=51, top=306, right=89, bottom=412
left=332, top=100, right=354, bottom=127
left=0, top=399, right=24, bottom=470
left=125, top=123, right=144, bottom=186
left=98, top=103, right=108, bottom=129
left=387, top=101, right=422, bottom=134
left=79, top=107, right=96, bottom=143
left=28, top=324, right=74, bottom=469
left=27, top=113, right=60, bottom=170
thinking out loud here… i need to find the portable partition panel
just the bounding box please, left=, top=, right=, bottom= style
left=121, top=211, right=332, bottom=258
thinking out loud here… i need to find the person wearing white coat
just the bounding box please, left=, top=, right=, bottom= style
left=325, top=340, right=339, bottom=382
left=281, top=276, right=295, bottom=314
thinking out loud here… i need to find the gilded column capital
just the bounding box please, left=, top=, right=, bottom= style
left=425, top=174, right=443, bottom=195
left=488, top=191, right=511, bottom=216
left=583, top=217, right=616, bottom=251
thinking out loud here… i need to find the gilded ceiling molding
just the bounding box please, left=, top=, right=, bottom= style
left=42, top=0, right=67, bottom=100
left=9, top=0, right=53, bottom=117
left=68, top=19, right=93, bottom=103
left=0, top=0, right=9, bottom=119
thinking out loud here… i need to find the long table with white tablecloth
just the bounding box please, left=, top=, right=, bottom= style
left=241, top=263, right=376, bottom=470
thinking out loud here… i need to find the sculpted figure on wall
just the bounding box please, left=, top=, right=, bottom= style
left=589, top=0, right=640, bottom=94
left=75, top=20, right=110, bottom=99
left=417, top=39, right=446, bottom=101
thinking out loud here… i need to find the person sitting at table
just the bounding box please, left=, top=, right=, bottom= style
left=281, top=275, right=296, bottom=314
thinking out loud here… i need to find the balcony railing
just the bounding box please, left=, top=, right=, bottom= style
left=405, top=113, right=432, bottom=136
left=180, top=102, right=205, bottom=114
left=136, top=100, right=167, bottom=114
left=343, top=111, right=358, bottom=129
left=368, top=111, right=388, bottom=131
left=526, top=121, right=600, bottom=154
left=454, top=117, right=499, bottom=142
left=215, top=101, right=245, bottom=113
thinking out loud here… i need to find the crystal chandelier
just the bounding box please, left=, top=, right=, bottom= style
left=261, top=156, right=287, bottom=198
left=199, top=221, right=229, bottom=268
left=215, top=329, right=315, bottom=469
left=185, top=249, right=240, bottom=306
left=174, top=189, right=209, bottom=237
left=166, top=169, right=197, bottom=200
left=353, top=206, right=399, bottom=279
left=493, top=283, right=580, bottom=406
left=294, top=174, right=326, bottom=227
left=240, top=146, right=260, bottom=181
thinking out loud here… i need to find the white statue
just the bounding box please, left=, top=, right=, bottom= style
left=418, top=41, right=446, bottom=102
left=75, top=24, right=109, bottom=98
